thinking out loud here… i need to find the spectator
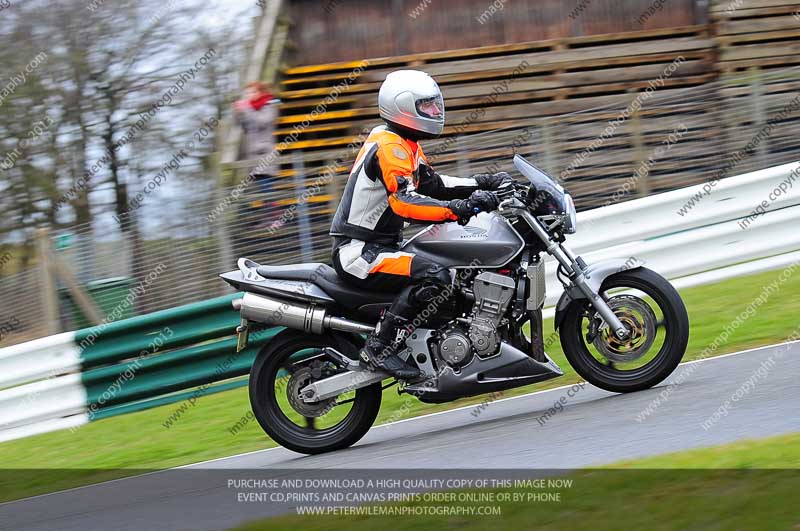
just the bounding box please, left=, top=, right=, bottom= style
left=232, top=81, right=283, bottom=241
left=233, top=81, right=279, bottom=186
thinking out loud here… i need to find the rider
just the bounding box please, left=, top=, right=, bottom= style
left=330, top=69, right=512, bottom=380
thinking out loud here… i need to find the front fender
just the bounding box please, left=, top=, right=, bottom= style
left=553, top=257, right=645, bottom=330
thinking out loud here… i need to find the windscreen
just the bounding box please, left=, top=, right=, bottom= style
left=513, top=154, right=567, bottom=214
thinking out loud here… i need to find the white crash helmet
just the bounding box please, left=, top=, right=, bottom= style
left=378, top=70, right=445, bottom=138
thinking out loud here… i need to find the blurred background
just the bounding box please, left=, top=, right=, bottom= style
left=1, top=0, right=799, bottom=348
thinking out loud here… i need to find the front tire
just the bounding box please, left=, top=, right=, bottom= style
left=249, top=329, right=382, bottom=455
left=559, top=267, right=689, bottom=393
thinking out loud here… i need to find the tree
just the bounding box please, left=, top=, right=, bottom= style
left=0, top=0, right=251, bottom=277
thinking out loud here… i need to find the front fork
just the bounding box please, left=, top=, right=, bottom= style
left=561, top=247, right=630, bottom=340
left=521, top=212, right=630, bottom=340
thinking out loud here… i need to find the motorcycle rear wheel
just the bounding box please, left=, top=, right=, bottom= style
left=559, top=267, right=689, bottom=393
left=249, top=329, right=382, bottom=455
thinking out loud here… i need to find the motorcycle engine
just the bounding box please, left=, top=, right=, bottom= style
left=438, top=326, right=472, bottom=367
left=437, top=272, right=516, bottom=367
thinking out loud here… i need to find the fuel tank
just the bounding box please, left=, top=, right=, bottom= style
left=401, top=212, right=524, bottom=268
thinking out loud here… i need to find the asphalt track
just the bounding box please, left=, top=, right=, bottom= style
left=2, top=342, right=798, bottom=531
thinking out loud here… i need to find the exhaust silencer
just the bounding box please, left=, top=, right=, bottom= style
left=237, top=292, right=375, bottom=335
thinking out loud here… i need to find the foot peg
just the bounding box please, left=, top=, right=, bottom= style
left=320, top=347, right=361, bottom=371
left=360, top=347, right=422, bottom=381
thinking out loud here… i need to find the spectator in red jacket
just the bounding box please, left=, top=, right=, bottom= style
left=233, top=81, right=279, bottom=185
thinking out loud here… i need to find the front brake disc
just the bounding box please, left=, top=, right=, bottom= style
left=592, top=295, right=657, bottom=363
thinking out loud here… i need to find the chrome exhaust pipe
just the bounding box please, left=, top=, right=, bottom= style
left=324, top=315, right=375, bottom=334
left=235, top=293, right=375, bottom=335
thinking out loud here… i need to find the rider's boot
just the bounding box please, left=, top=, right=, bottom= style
left=358, top=311, right=421, bottom=380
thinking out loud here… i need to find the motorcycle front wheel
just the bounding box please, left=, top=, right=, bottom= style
left=559, top=267, right=689, bottom=393
left=249, top=329, right=382, bottom=455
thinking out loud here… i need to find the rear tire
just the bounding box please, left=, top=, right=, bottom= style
left=559, top=267, right=689, bottom=393
left=249, top=329, right=382, bottom=454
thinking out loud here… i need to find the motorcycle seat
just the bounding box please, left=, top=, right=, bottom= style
left=256, top=263, right=339, bottom=283
left=256, top=263, right=397, bottom=310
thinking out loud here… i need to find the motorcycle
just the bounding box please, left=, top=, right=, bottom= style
left=220, top=154, right=689, bottom=454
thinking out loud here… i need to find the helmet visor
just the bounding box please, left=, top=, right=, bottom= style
left=415, top=95, right=444, bottom=120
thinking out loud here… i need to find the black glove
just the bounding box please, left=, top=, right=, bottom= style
left=449, top=190, right=500, bottom=225
left=470, top=190, right=500, bottom=212
left=474, top=171, right=514, bottom=191
left=448, top=198, right=476, bottom=225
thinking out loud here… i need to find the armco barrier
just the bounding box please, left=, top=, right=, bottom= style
left=1, top=160, right=799, bottom=443
left=0, top=294, right=279, bottom=442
